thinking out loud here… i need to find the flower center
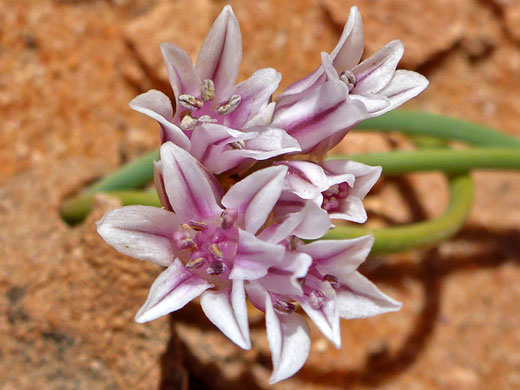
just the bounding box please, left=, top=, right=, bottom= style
left=172, top=209, right=239, bottom=286
left=177, top=78, right=242, bottom=131
left=339, top=70, right=357, bottom=91
left=321, top=182, right=349, bottom=212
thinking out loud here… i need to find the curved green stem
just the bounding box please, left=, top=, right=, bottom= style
left=61, top=190, right=161, bottom=225
left=355, top=110, right=520, bottom=148
left=86, top=150, right=159, bottom=194
left=324, top=173, right=474, bottom=254
left=329, top=148, right=520, bottom=175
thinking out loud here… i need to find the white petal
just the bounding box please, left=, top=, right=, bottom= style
left=351, top=40, right=404, bottom=95
left=135, top=259, right=212, bottom=322
left=265, top=293, right=311, bottom=384
left=200, top=280, right=251, bottom=350
left=322, top=159, right=382, bottom=199
left=160, top=43, right=200, bottom=98
left=330, top=196, right=367, bottom=223
left=96, top=206, right=178, bottom=266
left=222, top=165, right=288, bottom=234
left=301, top=235, right=374, bottom=279
left=298, top=293, right=341, bottom=348
left=230, top=229, right=285, bottom=280
left=159, top=142, right=223, bottom=221
left=376, top=69, right=429, bottom=114
left=259, top=251, right=311, bottom=296
left=330, top=6, right=364, bottom=72
left=336, top=271, right=402, bottom=319
left=129, top=90, right=191, bottom=150
left=196, top=5, right=242, bottom=101
left=350, top=94, right=390, bottom=114
left=281, top=160, right=329, bottom=199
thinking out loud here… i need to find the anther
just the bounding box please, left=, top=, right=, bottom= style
left=220, top=209, right=238, bottom=230
left=180, top=113, right=198, bottom=130
left=217, top=94, right=241, bottom=115
left=308, top=290, right=325, bottom=310
left=323, top=274, right=341, bottom=289
left=289, top=236, right=304, bottom=250
left=206, top=260, right=227, bottom=275
left=197, top=115, right=217, bottom=124
left=339, top=70, right=357, bottom=91
left=173, top=231, right=196, bottom=250
left=274, top=299, right=296, bottom=314
left=209, top=243, right=223, bottom=259
left=201, top=79, right=215, bottom=102
left=186, top=257, right=206, bottom=269
left=188, top=220, right=208, bottom=231
left=178, top=94, right=203, bottom=110
left=229, top=140, right=245, bottom=150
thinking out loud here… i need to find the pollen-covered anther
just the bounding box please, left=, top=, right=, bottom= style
left=197, top=115, right=217, bottom=124
left=229, top=140, right=245, bottom=150
left=274, top=298, right=297, bottom=314
left=180, top=112, right=198, bottom=131
left=308, top=289, right=325, bottom=310
left=206, top=260, right=227, bottom=275
left=201, top=79, right=215, bottom=101
left=188, top=220, right=208, bottom=231
left=179, top=94, right=204, bottom=110
left=185, top=257, right=206, bottom=269
left=339, top=70, right=357, bottom=91
left=323, top=274, right=340, bottom=289
left=220, top=209, right=238, bottom=230
left=209, top=243, right=224, bottom=259
left=217, top=94, right=241, bottom=115
left=173, top=231, right=196, bottom=250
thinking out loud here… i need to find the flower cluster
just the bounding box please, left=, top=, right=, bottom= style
left=97, top=5, right=427, bottom=383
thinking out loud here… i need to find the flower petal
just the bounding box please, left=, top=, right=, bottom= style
left=351, top=40, right=404, bottom=95
left=265, top=293, right=311, bottom=384
left=200, top=280, right=251, bottom=350
left=230, top=228, right=285, bottom=280
left=196, top=5, right=242, bottom=101
left=135, top=259, right=212, bottom=322
left=336, top=271, right=402, bottom=319
left=96, top=205, right=179, bottom=266
left=322, top=159, right=382, bottom=199
left=300, top=235, right=374, bottom=280
left=228, top=68, right=282, bottom=128
left=376, top=70, right=429, bottom=114
left=222, top=165, right=288, bottom=234
left=160, top=43, right=200, bottom=98
left=280, top=160, right=329, bottom=200
left=154, top=161, right=173, bottom=212
left=350, top=94, right=390, bottom=115
left=297, top=292, right=341, bottom=348
left=129, top=90, right=191, bottom=150
left=330, top=6, right=364, bottom=72
left=259, top=251, right=312, bottom=296
left=159, top=142, right=223, bottom=221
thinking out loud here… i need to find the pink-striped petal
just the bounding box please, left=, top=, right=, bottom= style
left=96, top=206, right=179, bottom=266
left=195, top=5, right=242, bottom=101
left=259, top=251, right=311, bottom=296
left=159, top=142, right=223, bottom=221
left=376, top=70, right=429, bottom=114
left=129, top=90, right=191, bottom=150
left=200, top=280, right=251, bottom=349
left=160, top=43, right=201, bottom=99
left=135, top=259, right=212, bottom=322
left=222, top=165, right=288, bottom=234
left=330, top=6, right=364, bottom=72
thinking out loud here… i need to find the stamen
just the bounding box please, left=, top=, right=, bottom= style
left=173, top=231, right=196, bottom=250
left=206, top=260, right=227, bottom=275
left=186, top=257, right=206, bottom=269
left=323, top=274, right=340, bottom=289
left=217, top=94, right=241, bottom=115
left=323, top=184, right=339, bottom=197
left=221, top=209, right=238, bottom=230
left=229, top=140, right=245, bottom=150
left=180, top=113, right=198, bottom=131
left=197, top=115, right=217, bottom=124
left=308, top=290, right=325, bottom=310
left=339, top=70, right=357, bottom=91
left=209, top=243, right=223, bottom=259
left=201, top=79, right=215, bottom=101
left=188, top=220, right=208, bottom=231
left=178, top=94, right=203, bottom=110
left=289, top=236, right=304, bottom=250
left=337, top=182, right=349, bottom=199
left=274, top=299, right=296, bottom=314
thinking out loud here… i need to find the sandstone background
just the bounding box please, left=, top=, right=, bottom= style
left=1, top=0, right=520, bottom=389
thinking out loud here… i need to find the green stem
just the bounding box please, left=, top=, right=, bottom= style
left=86, top=150, right=159, bottom=194
left=329, top=148, right=520, bottom=175
left=355, top=110, right=520, bottom=148
left=324, top=173, right=474, bottom=254
left=61, top=190, right=161, bottom=225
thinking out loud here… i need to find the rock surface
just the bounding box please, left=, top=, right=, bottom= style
left=1, top=0, right=519, bottom=389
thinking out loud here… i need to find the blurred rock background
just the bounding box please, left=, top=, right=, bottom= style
left=1, top=0, right=519, bottom=389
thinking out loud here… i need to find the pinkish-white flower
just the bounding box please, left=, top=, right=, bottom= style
left=273, top=6, right=428, bottom=153
left=129, top=6, right=300, bottom=174
left=97, top=142, right=306, bottom=349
